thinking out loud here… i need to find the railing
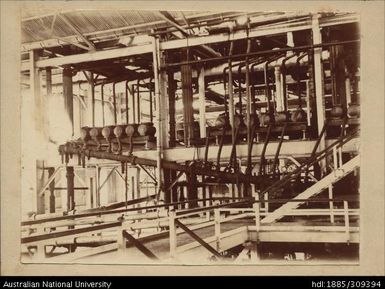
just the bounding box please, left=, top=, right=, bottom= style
left=260, top=127, right=359, bottom=197
left=166, top=195, right=359, bottom=260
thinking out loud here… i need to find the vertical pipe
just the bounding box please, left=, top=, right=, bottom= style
left=112, top=82, right=117, bottom=125
left=168, top=72, right=176, bottom=147
left=181, top=48, right=194, bottom=146
left=137, top=80, right=141, bottom=123
left=274, top=66, right=282, bottom=112
left=48, top=167, right=55, bottom=213
left=63, top=66, right=74, bottom=135
left=66, top=166, right=75, bottom=211
left=46, top=67, right=52, bottom=96
left=296, top=53, right=307, bottom=109
left=125, top=81, right=129, bottom=124
left=306, top=80, right=311, bottom=126
left=152, top=37, right=163, bottom=202
left=101, top=84, right=105, bottom=126
left=90, top=73, right=95, bottom=127
left=149, top=78, right=154, bottom=123
left=198, top=66, right=206, bottom=138
left=131, top=84, right=136, bottom=123
left=228, top=41, right=235, bottom=137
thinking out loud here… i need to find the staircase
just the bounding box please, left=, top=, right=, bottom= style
left=261, top=155, right=360, bottom=224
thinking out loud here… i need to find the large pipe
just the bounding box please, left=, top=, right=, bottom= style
left=281, top=53, right=297, bottom=112
left=125, top=80, right=129, bottom=124
left=101, top=84, right=105, bottom=126
left=162, top=39, right=359, bottom=69
left=112, top=82, right=117, bottom=125
left=152, top=36, right=163, bottom=201
left=59, top=144, right=266, bottom=185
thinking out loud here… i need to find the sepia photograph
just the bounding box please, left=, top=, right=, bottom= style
left=1, top=0, right=384, bottom=277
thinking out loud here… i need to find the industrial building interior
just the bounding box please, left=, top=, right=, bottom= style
left=20, top=9, right=361, bottom=264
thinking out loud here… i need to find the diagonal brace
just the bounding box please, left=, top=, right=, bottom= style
left=122, top=230, right=159, bottom=260
left=174, top=219, right=222, bottom=258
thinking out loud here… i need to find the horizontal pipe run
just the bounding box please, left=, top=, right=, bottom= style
left=162, top=39, right=359, bottom=69
left=59, top=145, right=265, bottom=184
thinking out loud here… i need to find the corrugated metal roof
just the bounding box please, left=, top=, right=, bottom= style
left=21, top=10, right=252, bottom=44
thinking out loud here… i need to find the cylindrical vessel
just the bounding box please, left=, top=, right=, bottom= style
left=125, top=124, right=138, bottom=136
left=102, top=126, right=116, bottom=139
left=274, top=112, right=289, bottom=124
left=80, top=127, right=91, bottom=141
left=330, top=105, right=344, bottom=119
left=137, top=122, right=156, bottom=137
left=215, top=114, right=228, bottom=129
left=90, top=127, right=103, bottom=139
left=259, top=113, right=272, bottom=126
left=347, top=103, right=360, bottom=118
left=250, top=113, right=260, bottom=128
left=113, top=125, right=127, bottom=138
left=291, top=108, right=307, bottom=122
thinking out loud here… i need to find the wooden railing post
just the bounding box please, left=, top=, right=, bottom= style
left=168, top=211, right=177, bottom=257
left=328, top=184, right=335, bottom=223
left=214, top=209, right=221, bottom=251
left=343, top=201, right=350, bottom=243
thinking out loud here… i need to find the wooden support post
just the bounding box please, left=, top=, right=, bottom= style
left=343, top=201, right=350, bottom=243
left=46, top=67, right=52, bottom=96
left=160, top=70, right=169, bottom=149
left=30, top=50, right=44, bottom=135
left=253, top=199, right=260, bottom=233
left=152, top=37, right=164, bottom=202
left=163, top=168, right=171, bottom=204
left=264, top=192, right=269, bottom=213
left=88, top=177, right=94, bottom=208
left=345, top=78, right=352, bottom=106
left=214, top=209, right=221, bottom=251
left=181, top=49, right=194, bottom=146
left=306, top=80, right=311, bottom=126
left=48, top=167, right=56, bottom=213
left=312, top=14, right=326, bottom=174
left=168, top=71, right=176, bottom=147
left=36, top=161, right=46, bottom=214
left=118, top=229, right=126, bottom=250
left=333, top=146, right=338, bottom=169
left=186, top=167, right=198, bottom=208
left=328, top=184, right=334, bottom=223
left=63, top=66, right=74, bottom=136
left=170, top=168, right=178, bottom=210
left=198, top=66, right=206, bottom=138
left=66, top=166, right=75, bottom=211
left=168, top=211, right=177, bottom=258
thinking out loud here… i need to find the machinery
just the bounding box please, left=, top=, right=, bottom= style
left=20, top=10, right=361, bottom=264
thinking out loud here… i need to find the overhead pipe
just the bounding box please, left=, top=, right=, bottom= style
left=149, top=77, right=154, bottom=122
left=291, top=52, right=308, bottom=122
left=244, top=31, right=253, bottom=189
left=162, top=39, right=359, bottom=69
left=137, top=79, right=141, bottom=123
left=280, top=52, right=298, bottom=113
left=101, top=84, right=105, bottom=126
left=223, top=39, right=234, bottom=130
left=125, top=80, right=129, bottom=124
left=59, top=144, right=267, bottom=185
left=112, top=82, right=117, bottom=125
left=262, top=57, right=280, bottom=125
